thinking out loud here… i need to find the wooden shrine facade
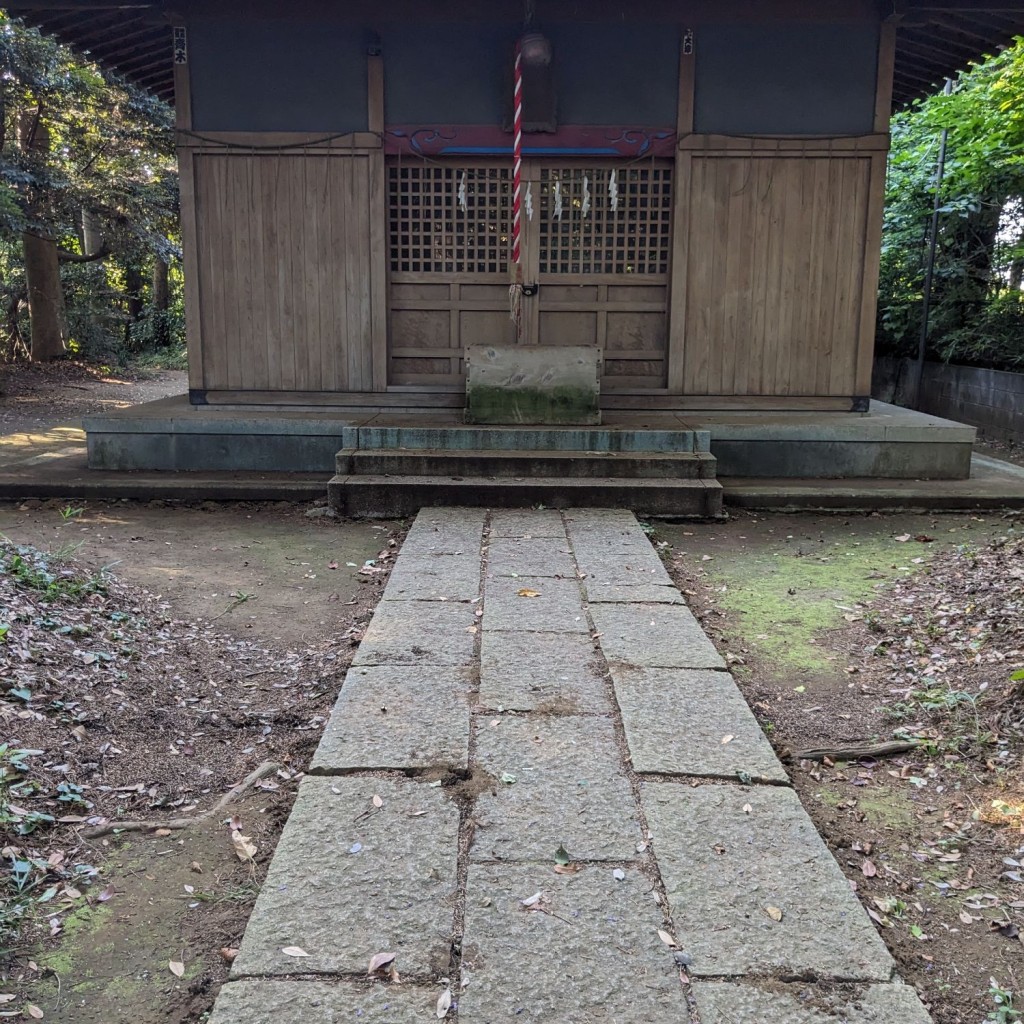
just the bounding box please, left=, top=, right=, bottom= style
left=12, top=0, right=1024, bottom=411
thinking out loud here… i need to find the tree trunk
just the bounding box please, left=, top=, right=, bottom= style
left=151, top=257, right=171, bottom=347
left=81, top=208, right=103, bottom=258
left=124, top=263, right=144, bottom=348
left=22, top=230, right=68, bottom=361
left=18, top=110, right=69, bottom=362
left=1011, top=258, right=1024, bottom=292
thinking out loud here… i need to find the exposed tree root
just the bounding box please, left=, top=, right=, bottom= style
left=83, top=761, right=282, bottom=838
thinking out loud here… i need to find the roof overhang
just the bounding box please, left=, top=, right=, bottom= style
left=5, top=0, right=1024, bottom=109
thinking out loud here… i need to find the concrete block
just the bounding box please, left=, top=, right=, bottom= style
left=644, top=784, right=894, bottom=980
left=231, top=777, right=458, bottom=978
left=472, top=716, right=642, bottom=861
left=383, top=554, right=481, bottom=601
left=692, top=981, right=932, bottom=1024
left=611, top=666, right=788, bottom=781
left=486, top=537, right=576, bottom=578
left=459, top=864, right=686, bottom=1023
left=479, top=631, right=611, bottom=713
left=209, top=980, right=438, bottom=1024
left=465, top=345, right=601, bottom=425
left=310, top=664, right=472, bottom=772
left=590, top=603, right=726, bottom=669
left=482, top=576, right=589, bottom=633
left=353, top=601, right=478, bottom=666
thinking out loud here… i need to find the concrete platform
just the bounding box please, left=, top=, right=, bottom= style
left=82, top=395, right=974, bottom=480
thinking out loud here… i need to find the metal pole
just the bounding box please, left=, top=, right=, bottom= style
left=910, top=78, right=953, bottom=409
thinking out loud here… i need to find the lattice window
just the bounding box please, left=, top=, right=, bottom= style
left=388, top=165, right=511, bottom=274
left=538, top=166, right=672, bottom=275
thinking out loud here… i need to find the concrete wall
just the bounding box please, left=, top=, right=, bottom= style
left=874, top=358, right=1024, bottom=442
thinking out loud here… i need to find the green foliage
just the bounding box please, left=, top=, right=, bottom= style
left=0, top=14, right=182, bottom=363
left=1, top=541, right=108, bottom=601
left=989, top=978, right=1022, bottom=1023
left=879, top=39, right=1024, bottom=371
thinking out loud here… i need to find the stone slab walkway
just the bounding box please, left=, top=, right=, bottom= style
left=210, top=508, right=932, bottom=1024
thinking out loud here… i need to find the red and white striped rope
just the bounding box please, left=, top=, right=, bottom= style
left=511, top=41, right=523, bottom=268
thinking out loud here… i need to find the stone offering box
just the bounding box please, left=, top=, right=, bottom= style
left=465, top=345, right=601, bottom=426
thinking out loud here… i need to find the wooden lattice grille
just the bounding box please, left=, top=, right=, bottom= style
left=388, top=165, right=511, bottom=274
left=538, top=166, right=673, bottom=275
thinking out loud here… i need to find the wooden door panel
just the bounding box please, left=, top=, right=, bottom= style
left=386, top=159, right=673, bottom=391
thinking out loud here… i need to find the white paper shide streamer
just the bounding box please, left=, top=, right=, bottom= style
left=524, top=181, right=533, bottom=221
left=458, top=171, right=468, bottom=213
left=608, top=169, right=619, bottom=212
left=581, top=174, right=591, bottom=217
left=552, top=179, right=563, bottom=220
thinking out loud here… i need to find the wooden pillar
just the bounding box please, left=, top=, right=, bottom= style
left=854, top=17, right=897, bottom=403
left=367, top=52, right=389, bottom=392
left=173, top=24, right=205, bottom=399
left=667, top=29, right=695, bottom=395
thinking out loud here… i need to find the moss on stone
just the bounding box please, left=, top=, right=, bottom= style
left=466, top=384, right=599, bottom=425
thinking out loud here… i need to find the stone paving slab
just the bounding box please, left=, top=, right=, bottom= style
left=472, top=716, right=640, bottom=861
left=401, top=507, right=487, bottom=555
left=644, top=784, right=895, bottom=981
left=482, top=576, right=588, bottom=633
left=353, top=601, right=477, bottom=666
left=459, top=862, right=687, bottom=1023
left=612, top=666, right=788, bottom=782
left=479, top=631, right=611, bottom=713
left=591, top=603, right=726, bottom=669
left=692, top=982, right=932, bottom=1024
left=584, top=582, right=684, bottom=604
left=564, top=508, right=639, bottom=533
left=310, top=665, right=472, bottom=772
left=572, top=543, right=673, bottom=586
left=486, top=536, right=576, bottom=578
left=490, top=508, right=566, bottom=537
left=209, top=980, right=440, bottom=1024
left=231, top=777, right=458, bottom=979
left=383, top=554, right=481, bottom=602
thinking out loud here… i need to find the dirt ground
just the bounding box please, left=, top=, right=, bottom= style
left=656, top=509, right=1024, bottom=1024
left=0, top=501, right=404, bottom=1023
left=0, top=363, right=186, bottom=435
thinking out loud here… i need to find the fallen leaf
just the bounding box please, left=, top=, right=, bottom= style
left=372, top=794, right=383, bottom=808
left=328, top=561, right=339, bottom=570
left=367, top=951, right=397, bottom=974
left=554, top=845, right=571, bottom=866
left=958, top=910, right=975, bottom=925
left=657, top=929, right=677, bottom=948
left=219, top=947, right=239, bottom=963
left=168, top=961, right=185, bottom=977
left=153, top=828, right=173, bottom=837
left=721, top=734, right=734, bottom=745
left=281, top=946, right=310, bottom=958
left=97, top=884, right=115, bottom=902
left=613, top=868, right=626, bottom=881
left=894, top=534, right=911, bottom=543
left=765, top=906, right=784, bottom=922
left=521, top=892, right=544, bottom=908
left=500, top=773, right=517, bottom=785
left=861, top=859, right=878, bottom=878
left=742, top=804, right=752, bottom=815
left=0, top=996, right=14, bottom=1005
left=516, top=588, right=541, bottom=598
left=25, top=1006, right=43, bottom=1020
left=436, top=988, right=452, bottom=1019
left=231, top=830, right=257, bottom=862
left=553, top=863, right=581, bottom=875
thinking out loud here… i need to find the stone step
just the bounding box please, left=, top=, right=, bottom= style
left=335, top=447, right=717, bottom=479
left=341, top=424, right=710, bottom=454
left=328, top=474, right=724, bottom=518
